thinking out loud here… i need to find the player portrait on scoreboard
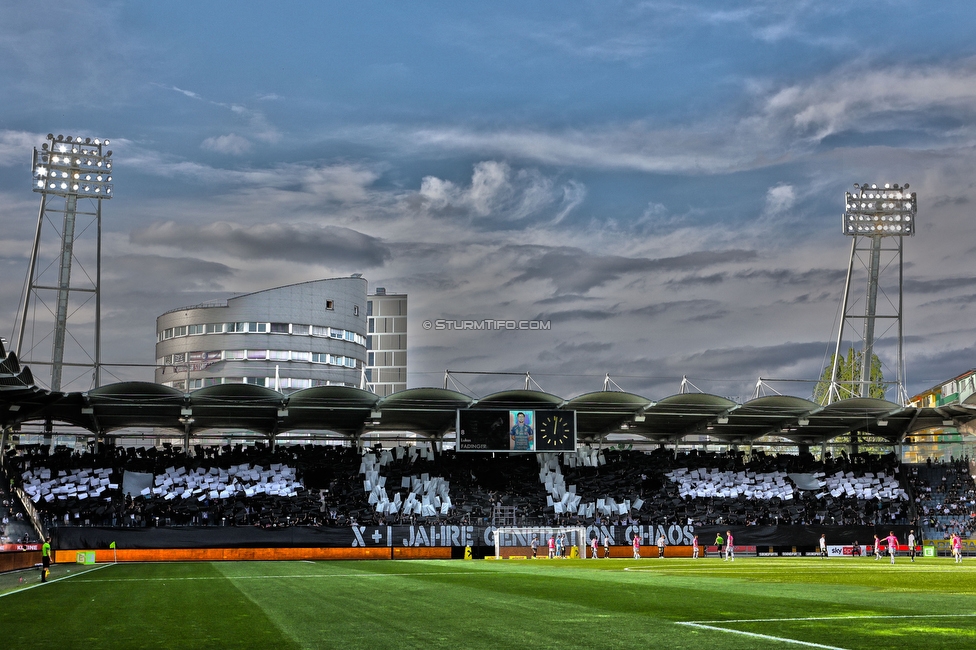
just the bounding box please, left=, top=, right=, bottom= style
left=509, top=410, right=535, bottom=451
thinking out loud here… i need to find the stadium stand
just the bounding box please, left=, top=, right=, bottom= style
left=911, top=457, right=976, bottom=540
left=4, top=443, right=921, bottom=535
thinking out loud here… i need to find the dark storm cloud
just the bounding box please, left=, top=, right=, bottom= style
left=130, top=221, right=392, bottom=267
left=678, top=341, right=829, bottom=377
left=664, top=273, right=726, bottom=288
left=508, top=247, right=757, bottom=294
left=929, top=195, right=969, bottom=209
left=902, top=276, right=976, bottom=293
left=533, top=294, right=602, bottom=306
left=533, top=299, right=728, bottom=325
left=771, top=291, right=834, bottom=305
left=628, top=299, right=724, bottom=318
left=682, top=308, right=730, bottom=323
left=537, top=341, right=614, bottom=362
left=394, top=273, right=469, bottom=292
left=733, top=268, right=848, bottom=286
left=918, top=293, right=976, bottom=309
left=907, top=344, right=976, bottom=390
left=106, top=254, right=235, bottom=288
left=533, top=308, right=618, bottom=323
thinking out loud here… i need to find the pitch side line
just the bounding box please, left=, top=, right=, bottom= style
left=623, top=564, right=970, bottom=573
left=0, top=562, right=112, bottom=599
left=676, top=622, right=848, bottom=649
left=687, top=613, right=976, bottom=624
left=676, top=613, right=976, bottom=649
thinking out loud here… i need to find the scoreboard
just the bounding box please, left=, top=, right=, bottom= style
left=456, top=409, right=576, bottom=452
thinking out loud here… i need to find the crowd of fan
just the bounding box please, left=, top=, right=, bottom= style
left=2, top=442, right=923, bottom=533
left=547, top=447, right=910, bottom=528
left=1, top=487, right=34, bottom=544
left=909, top=457, right=976, bottom=540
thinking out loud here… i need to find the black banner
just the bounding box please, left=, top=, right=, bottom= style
left=50, top=523, right=916, bottom=551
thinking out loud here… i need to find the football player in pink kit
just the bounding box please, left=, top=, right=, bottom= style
left=952, top=533, right=963, bottom=563
left=725, top=530, right=734, bottom=562
left=632, top=534, right=641, bottom=559
left=692, top=535, right=699, bottom=559
left=885, top=531, right=898, bottom=564
left=590, top=535, right=598, bottom=559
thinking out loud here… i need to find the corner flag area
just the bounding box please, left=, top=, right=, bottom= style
left=2, top=557, right=975, bottom=648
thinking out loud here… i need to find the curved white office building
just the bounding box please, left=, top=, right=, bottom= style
left=155, top=277, right=368, bottom=392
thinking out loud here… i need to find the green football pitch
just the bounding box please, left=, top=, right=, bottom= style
left=2, top=557, right=975, bottom=649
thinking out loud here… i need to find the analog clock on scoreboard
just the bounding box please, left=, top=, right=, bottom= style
left=456, top=409, right=576, bottom=452
left=536, top=411, right=576, bottom=452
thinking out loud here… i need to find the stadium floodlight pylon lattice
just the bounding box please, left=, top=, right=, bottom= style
left=14, top=133, right=114, bottom=392
left=493, top=526, right=589, bottom=559
left=827, top=183, right=915, bottom=406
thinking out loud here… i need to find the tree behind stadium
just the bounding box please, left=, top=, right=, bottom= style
left=814, top=347, right=885, bottom=404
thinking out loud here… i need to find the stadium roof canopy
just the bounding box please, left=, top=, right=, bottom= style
left=2, top=342, right=975, bottom=446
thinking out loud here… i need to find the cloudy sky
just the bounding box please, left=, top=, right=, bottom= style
left=1, top=1, right=975, bottom=401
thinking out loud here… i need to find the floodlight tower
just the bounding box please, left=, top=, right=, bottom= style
left=15, top=133, right=114, bottom=392
left=827, top=182, right=915, bottom=405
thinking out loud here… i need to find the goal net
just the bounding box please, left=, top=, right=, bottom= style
left=493, top=526, right=590, bottom=559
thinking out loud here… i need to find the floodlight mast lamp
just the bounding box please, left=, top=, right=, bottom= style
left=827, top=183, right=915, bottom=405
left=17, top=133, right=114, bottom=392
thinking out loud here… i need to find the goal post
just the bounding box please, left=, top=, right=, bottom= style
left=493, top=526, right=590, bottom=559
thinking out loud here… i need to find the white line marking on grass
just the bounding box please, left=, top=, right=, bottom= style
left=690, top=613, right=976, bottom=624
left=676, top=622, right=849, bottom=649
left=0, top=562, right=112, bottom=599
left=677, top=613, right=976, bottom=649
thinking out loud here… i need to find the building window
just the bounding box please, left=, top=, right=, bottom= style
left=326, top=300, right=334, bottom=310
left=206, top=323, right=224, bottom=334
left=354, top=305, right=359, bottom=317
left=270, top=322, right=289, bottom=334
left=188, top=324, right=204, bottom=335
